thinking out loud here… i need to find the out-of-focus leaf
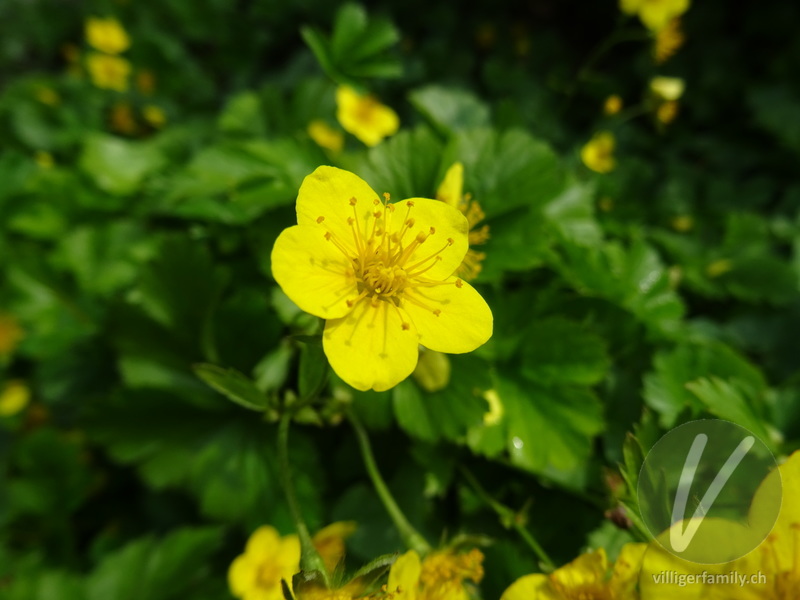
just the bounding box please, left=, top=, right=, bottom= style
left=409, top=85, right=490, bottom=135
left=194, top=364, right=270, bottom=411
left=86, top=527, right=222, bottom=600
left=79, top=134, right=166, bottom=196
left=520, top=318, right=610, bottom=387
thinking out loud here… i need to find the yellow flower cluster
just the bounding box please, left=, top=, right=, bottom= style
left=620, top=0, right=690, bottom=32
left=270, top=166, right=492, bottom=392
left=388, top=548, right=484, bottom=600
left=0, top=381, right=30, bottom=417
left=85, top=17, right=132, bottom=92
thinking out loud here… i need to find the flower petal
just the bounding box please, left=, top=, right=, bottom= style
left=435, top=162, right=464, bottom=209
left=271, top=225, right=358, bottom=320
left=500, top=574, right=557, bottom=600
left=245, top=525, right=281, bottom=557
left=228, top=554, right=258, bottom=597
left=296, top=166, right=382, bottom=254
left=323, top=298, right=419, bottom=392
left=401, top=279, right=492, bottom=353
left=397, top=197, right=469, bottom=280
left=388, top=550, right=421, bottom=599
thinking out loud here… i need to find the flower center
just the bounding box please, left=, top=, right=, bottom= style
left=256, top=561, right=282, bottom=590
left=317, top=195, right=463, bottom=329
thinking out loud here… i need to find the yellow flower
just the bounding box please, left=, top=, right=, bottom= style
left=110, top=103, right=137, bottom=135
left=85, top=17, right=130, bottom=55
left=435, top=163, right=490, bottom=281
left=308, top=120, right=345, bottom=153
left=388, top=548, right=484, bottom=600
left=270, top=167, right=493, bottom=392
left=336, top=86, right=399, bottom=147
left=143, top=105, right=167, bottom=129
left=620, top=0, right=691, bottom=32
left=228, top=525, right=301, bottom=600
left=655, top=18, right=685, bottom=63
left=412, top=349, right=452, bottom=392
left=501, top=543, right=647, bottom=600
left=670, top=215, right=694, bottom=232
left=311, top=521, right=357, bottom=575
left=581, top=132, right=616, bottom=174
left=706, top=258, right=733, bottom=278
left=0, top=313, right=24, bottom=356
left=650, top=76, right=685, bottom=101
left=604, top=95, right=624, bottom=116
left=0, top=381, right=31, bottom=417
left=86, top=53, right=131, bottom=92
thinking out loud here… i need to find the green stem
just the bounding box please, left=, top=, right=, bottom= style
left=278, top=413, right=330, bottom=584
left=347, top=407, right=431, bottom=555
left=460, top=466, right=555, bottom=571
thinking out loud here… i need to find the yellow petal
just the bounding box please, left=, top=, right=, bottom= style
left=323, top=297, right=419, bottom=392
left=610, top=543, right=647, bottom=594
left=550, top=549, right=607, bottom=593
left=312, top=522, right=357, bottom=573
left=243, top=588, right=284, bottom=600
left=639, top=0, right=689, bottom=31
left=271, top=225, right=358, bottom=320
left=500, top=574, right=557, bottom=600
left=436, top=163, right=464, bottom=209
left=278, top=534, right=301, bottom=572
left=619, top=0, right=642, bottom=15
left=295, top=166, right=382, bottom=254
left=245, top=525, right=281, bottom=557
left=228, top=554, right=258, bottom=597
left=401, top=278, right=492, bottom=354
left=0, top=381, right=31, bottom=417
left=399, top=197, right=469, bottom=280
left=388, top=550, right=421, bottom=600
left=650, top=76, right=685, bottom=101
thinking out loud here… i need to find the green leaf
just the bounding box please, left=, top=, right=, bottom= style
left=218, top=91, right=266, bottom=136
left=498, top=375, right=605, bottom=487
left=685, top=377, right=776, bottom=451
left=409, top=85, right=490, bottom=135
left=643, top=340, right=768, bottom=428
left=298, top=342, right=329, bottom=401
left=86, top=527, right=222, bottom=600
left=442, top=128, right=566, bottom=219
left=358, top=126, right=445, bottom=200
left=79, top=134, right=166, bottom=196
left=543, top=180, right=602, bottom=247
left=520, top=318, right=610, bottom=387
left=392, top=355, right=490, bottom=442
left=331, top=3, right=368, bottom=60
left=194, top=363, right=270, bottom=411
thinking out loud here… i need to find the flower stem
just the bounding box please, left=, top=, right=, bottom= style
left=278, top=412, right=330, bottom=585
left=459, top=466, right=555, bottom=571
left=346, top=407, right=431, bottom=556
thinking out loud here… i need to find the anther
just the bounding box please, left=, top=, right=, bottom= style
left=316, top=216, right=325, bottom=223
left=455, top=279, right=463, bottom=288
left=429, top=227, right=436, bottom=234
left=373, top=198, right=381, bottom=205
left=324, top=231, right=332, bottom=240
left=349, top=197, right=357, bottom=205
left=416, top=231, right=428, bottom=243
left=406, top=218, right=415, bottom=227
left=433, top=309, right=441, bottom=317
left=447, top=237, right=454, bottom=245
left=383, top=192, right=391, bottom=202
left=347, top=217, right=355, bottom=225
left=406, top=200, right=414, bottom=207
left=401, top=322, right=410, bottom=330
left=346, top=299, right=354, bottom=307
left=373, top=211, right=382, bottom=219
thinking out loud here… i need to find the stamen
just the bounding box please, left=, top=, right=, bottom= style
left=316, top=216, right=325, bottom=223
left=792, top=523, right=800, bottom=573
left=349, top=197, right=357, bottom=206
left=387, top=299, right=411, bottom=331
left=346, top=289, right=369, bottom=308
left=323, top=230, right=353, bottom=258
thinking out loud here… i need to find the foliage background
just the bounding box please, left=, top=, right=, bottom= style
left=2, top=0, right=800, bottom=598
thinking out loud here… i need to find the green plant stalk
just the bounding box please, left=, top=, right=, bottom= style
left=347, top=407, right=431, bottom=556
left=278, top=412, right=330, bottom=585
left=459, top=466, right=555, bottom=571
